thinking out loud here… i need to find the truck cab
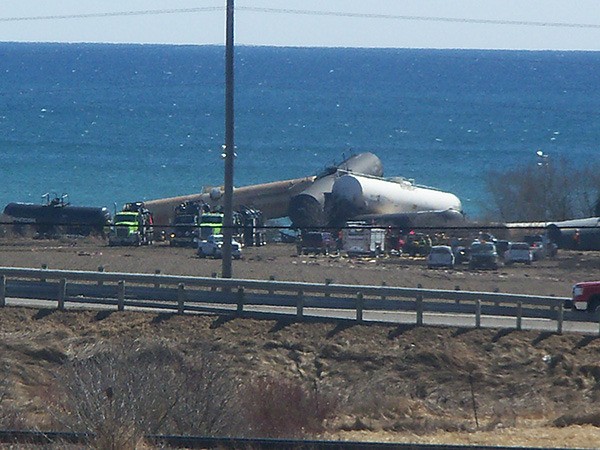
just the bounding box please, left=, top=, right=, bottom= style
left=199, top=212, right=224, bottom=240
left=169, top=213, right=200, bottom=247
left=108, top=202, right=154, bottom=246
left=568, top=281, right=600, bottom=312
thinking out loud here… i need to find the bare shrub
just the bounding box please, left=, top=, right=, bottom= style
left=165, top=348, right=244, bottom=437
left=49, top=341, right=243, bottom=449
left=240, top=375, right=337, bottom=438
left=485, top=158, right=600, bottom=222
left=554, top=410, right=600, bottom=427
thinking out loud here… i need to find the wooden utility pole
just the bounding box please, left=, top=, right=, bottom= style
left=222, top=0, right=235, bottom=278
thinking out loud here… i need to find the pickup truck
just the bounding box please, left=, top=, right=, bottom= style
left=567, top=281, right=600, bottom=312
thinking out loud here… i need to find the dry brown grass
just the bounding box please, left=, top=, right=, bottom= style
left=0, top=307, right=600, bottom=447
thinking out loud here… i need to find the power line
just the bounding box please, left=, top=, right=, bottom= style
left=0, top=7, right=222, bottom=22
left=1, top=6, right=599, bottom=30
left=238, top=7, right=600, bottom=30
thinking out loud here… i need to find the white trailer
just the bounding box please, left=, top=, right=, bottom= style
left=342, top=222, right=386, bottom=257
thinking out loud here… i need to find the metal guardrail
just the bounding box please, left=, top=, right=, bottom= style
left=0, top=428, right=558, bottom=450
left=0, top=266, right=576, bottom=333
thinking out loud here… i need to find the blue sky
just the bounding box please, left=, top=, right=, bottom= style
left=2, top=1, right=599, bottom=50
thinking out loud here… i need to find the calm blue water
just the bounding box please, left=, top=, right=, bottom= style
left=1, top=43, right=599, bottom=219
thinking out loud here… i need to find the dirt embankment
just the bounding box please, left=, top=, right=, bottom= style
left=1, top=236, right=600, bottom=447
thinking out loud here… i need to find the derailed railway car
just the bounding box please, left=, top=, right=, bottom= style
left=547, top=217, right=600, bottom=251
left=327, top=174, right=464, bottom=229
left=288, top=152, right=384, bottom=228
left=3, top=196, right=111, bottom=237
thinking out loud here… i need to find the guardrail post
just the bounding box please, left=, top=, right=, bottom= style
left=58, top=278, right=66, bottom=311
left=516, top=301, right=522, bottom=331
left=211, top=272, right=218, bottom=292
left=297, top=290, right=304, bottom=320
left=237, top=287, right=244, bottom=315
left=381, top=281, right=386, bottom=300
left=117, top=281, right=125, bottom=312
left=0, top=275, right=5, bottom=307
left=557, top=302, right=564, bottom=335
left=41, top=264, right=48, bottom=282
left=455, top=285, right=461, bottom=305
left=154, top=269, right=161, bottom=288
left=475, top=300, right=481, bottom=328
left=416, top=294, right=424, bottom=326
left=356, top=292, right=364, bottom=323
left=325, top=279, right=332, bottom=298
left=97, top=266, right=104, bottom=286
left=178, top=283, right=185, bottom=314
left=268, top=275, right=275, bottom=295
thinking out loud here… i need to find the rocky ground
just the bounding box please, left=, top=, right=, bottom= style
left=1, top=235, right=600, bottom=447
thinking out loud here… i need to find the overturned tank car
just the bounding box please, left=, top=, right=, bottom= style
left=287, top=152, right=384, bottom=228
left=326, top=174, right=465, bottom=229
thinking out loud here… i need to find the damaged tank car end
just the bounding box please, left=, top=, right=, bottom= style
left=287, top=152, right=384, bottom=228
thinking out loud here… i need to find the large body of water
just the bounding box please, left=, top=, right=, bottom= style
left=1, top=42, right=599, bottom=219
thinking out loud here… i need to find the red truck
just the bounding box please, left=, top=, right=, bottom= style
left=568, top=281, right=600, bottom=312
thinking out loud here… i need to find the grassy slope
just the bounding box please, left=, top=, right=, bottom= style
left=2, top=307, right=600, bottom=447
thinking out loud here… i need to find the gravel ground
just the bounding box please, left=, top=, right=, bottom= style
left=0, top=235, right=596, bottom=298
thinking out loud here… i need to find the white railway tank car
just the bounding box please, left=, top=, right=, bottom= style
left=330, top=174, right=462, bottom=218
